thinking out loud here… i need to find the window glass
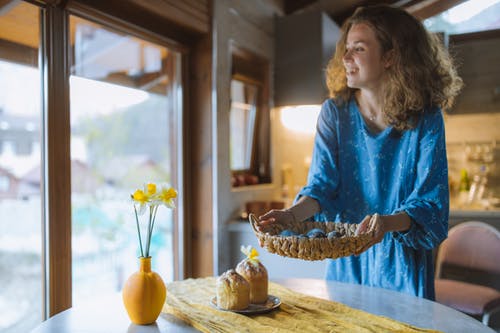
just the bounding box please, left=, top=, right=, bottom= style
left=230, top=79, right=257, bottom=171
left=424, top=0, right=500, bottom=34
left=69, top=16, right=181, bottom=306
left=0, top=2, right=43, bottom=332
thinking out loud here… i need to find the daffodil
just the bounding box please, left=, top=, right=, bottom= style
left=156, top=183, right=177, bottom=208
left=131, top=182, right=177, bottom=258
left=131, top=189, right=149, bottom=215
left=145, top=183, right=157, bottom=196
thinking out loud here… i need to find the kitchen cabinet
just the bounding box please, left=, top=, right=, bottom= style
left=274, top=11, right=340, bottom=106
left=448, top=29, right=500, bottom=115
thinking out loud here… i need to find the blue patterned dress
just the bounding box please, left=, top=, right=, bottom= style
left=297, top=98, right=449, bottom=300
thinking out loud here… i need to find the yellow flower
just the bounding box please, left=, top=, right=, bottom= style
left=131, top=189, right=149, bottom=215
left=145, top=183, right=157, bottom=196
left=156, top=184, right=177, bottom=209
left=132, top=189, right=148, bottom=203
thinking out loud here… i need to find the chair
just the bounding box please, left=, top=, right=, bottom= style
left=435, top=221, right=500, bottom=326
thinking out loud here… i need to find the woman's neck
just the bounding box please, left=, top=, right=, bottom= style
left=355, top=90, right=387, bottom=132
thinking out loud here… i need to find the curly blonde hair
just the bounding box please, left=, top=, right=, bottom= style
left=326, top=5, right=463, bottom=131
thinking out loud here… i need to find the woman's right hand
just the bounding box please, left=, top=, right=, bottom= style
left=255, top=209, right=295, bottom=232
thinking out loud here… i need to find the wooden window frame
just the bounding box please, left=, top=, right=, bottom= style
left=41, top=3, right=72, bottom=318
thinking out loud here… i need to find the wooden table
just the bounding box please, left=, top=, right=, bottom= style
left=30, top=278, right=495, bottom=333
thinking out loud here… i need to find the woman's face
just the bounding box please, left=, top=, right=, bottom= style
left=343, top=22, right=389, bottom=91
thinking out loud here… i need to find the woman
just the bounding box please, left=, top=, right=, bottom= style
left=258, top=5, right=463, bottom=299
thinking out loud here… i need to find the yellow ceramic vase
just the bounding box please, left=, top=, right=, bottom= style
left=122, top=256, right=166, bottom=325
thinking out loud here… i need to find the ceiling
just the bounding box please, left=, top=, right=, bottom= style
left=0, top=0, right=470, bottom=50
left=282, top=0, right=468, bottom=25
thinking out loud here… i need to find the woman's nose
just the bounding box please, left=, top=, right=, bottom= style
left=343, top=49, right=352, bottom=62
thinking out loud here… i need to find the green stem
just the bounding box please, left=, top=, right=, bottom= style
left=146, top=206, right=153, bottom=257
left=145, top=205, right=158, bottom=257
left=133, top=205, right=144, bottom=258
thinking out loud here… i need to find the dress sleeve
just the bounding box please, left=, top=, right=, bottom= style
left=297, top=100, right=340, bottom=212
left=392, top=110, right=449, bottom=250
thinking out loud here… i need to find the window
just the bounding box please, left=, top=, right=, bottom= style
left=230, top=79, right=257, bottom=171
left=424, top=0, right=500, bottom=34
left=230, top=47, right=271, bottom=187
left=0, top=2, right=43, bottom=332
left=69, top=15, right=182, bottom=307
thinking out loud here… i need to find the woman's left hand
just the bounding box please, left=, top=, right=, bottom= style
left=355, top=213, right=386, bottom=255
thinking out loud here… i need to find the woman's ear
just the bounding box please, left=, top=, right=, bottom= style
left=383, top=49, right=395, bottom=68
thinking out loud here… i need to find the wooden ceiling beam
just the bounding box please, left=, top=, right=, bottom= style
left=281, top=0, right=468, bottom=23
left=330, top=0, right=398, bottom=25
left=283, top=0, right=317, bottom=15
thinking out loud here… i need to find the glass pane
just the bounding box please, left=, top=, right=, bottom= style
left=424, top=0, right=500, bottom=34
left=0, top=2, right=43, bottom=332
left=69, top=16, right=181, bottom=306
left=230, top=79, right=257, bottom=171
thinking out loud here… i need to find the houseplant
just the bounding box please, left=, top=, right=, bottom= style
left=122, top=182, right=177, bottom=325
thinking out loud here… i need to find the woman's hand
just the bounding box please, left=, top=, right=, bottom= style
left=355, top=213, right=387, bottom=255
left=255, top=209, right=295, bottom=232
left=255, top=196, right=320, bottom=232
left=354, top=212, right=412, bottom=255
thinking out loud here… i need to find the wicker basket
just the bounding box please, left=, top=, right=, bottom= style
left=249, top=213, right=373, bottom=261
